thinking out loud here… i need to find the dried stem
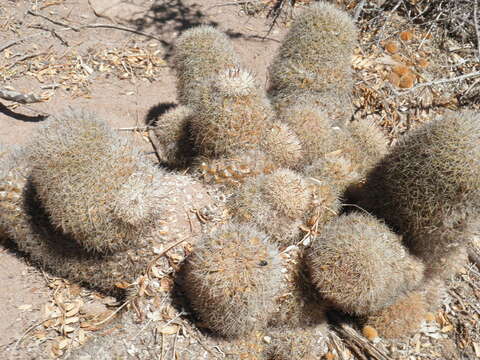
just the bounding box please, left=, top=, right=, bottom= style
left=474, top=0, right=480, bottom=60
left=394, top=71, right=480, bottom=96
left=27, top=10, right=80, bottom=31
left=0, top=88, right=43, bottom=104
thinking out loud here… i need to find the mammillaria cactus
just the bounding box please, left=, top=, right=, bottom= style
left=261, top=122, right=303, bottom=169
left=190, top=67, right=273, bottom=159
left=305, top=212, right=425, bottom=315
left=179, top=223, right=282, bottom=338
left=0, top=111, right=210, bottom=295
left=364, top=290, right=427, bottom=339
left=2, top=1, right=480, bottom=357
left=192, top=149, right=277, bottom=190
left=358, top=111, right=480, bottom=277
left=268, top=1, right=357, bottom=126
left=172, top=25, right=240, bottom=106
left=277, top=103, right=342, bottom=166
left=228, top=169, right=312, bottom=247
left=151, top=105, right=196, bottom=168
left=270, top=247, right=328, bottom=329
left=25, top=110, right=178, bottom=253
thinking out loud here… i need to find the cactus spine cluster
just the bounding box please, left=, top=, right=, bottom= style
left=151, top=105, right=195, bottom=168
left=26, top=110, right=163, bottom=253
left=228, top=169, right=312, bottom=247
left=190, top=67, right=273, bottom=158
left=365, top=290, right=428, bottom=339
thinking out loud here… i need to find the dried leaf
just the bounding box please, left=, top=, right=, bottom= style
left=115, top=281, right=131, bottom=289
left=160, top=277, right=173, bottom=292
left=441, top=324, right=453, bottom=333
left=64, top=316, right=79, bottom=325
left=57, top=338, right=70, bottom=350
left=158, top=324, right=178, bottom=335
left=33, top=330, right=48, bottom=340
left=473, top=342, right=480, bottom=357
left=62, top=324, right=76, bottom=333
left=78, top=329, right=86, bottom=344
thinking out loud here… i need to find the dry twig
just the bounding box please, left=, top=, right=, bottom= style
left=474, top=0, right=480, bottom=60
left=0, top=88, right=43, bottom=104
left=394, top=71, right=480, bottom=96
left=263, top=0, right=289, bottom=40
left=82, top=24, right=163, bottom=42
left=5, top=52, right=46, bottom=70
left=27, top=10, right=80, bottom=32
left=354, top=0, right=367, bottom=22
left=147, top=129, right=163, bottom=163
left=332, top=319, right=391, bottom=360
left=87, top=0, right=115, bottom=23
left=0, top=40, right=21, bottom=53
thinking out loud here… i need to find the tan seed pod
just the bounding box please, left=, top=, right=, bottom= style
left=417, top=58, right=429, bottom=68
left=392, top=64, right=411, bottom=76
left=388, top=71, right=401, bottom=87
left=385, top=41, right=399, bottom=54
left=400, top=30, right=414, bottom=41
left=399, top=72, right=415, bottom=89
left=362, top=325, right=379, bottom=341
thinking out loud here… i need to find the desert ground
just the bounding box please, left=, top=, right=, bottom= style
left=1, top=0, right=480, bottom=359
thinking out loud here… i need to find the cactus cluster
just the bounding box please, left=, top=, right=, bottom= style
left=0, top=110, right=210, bottom=295
left=26, top=110, right=163, bottom=253
left=0, top=0, right=479, bottom=357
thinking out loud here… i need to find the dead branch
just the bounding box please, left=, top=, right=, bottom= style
left=29, top=24, right=69, bottom=46
left=148, top=129, right=163, bottom=163
left=332, top=321, right=391, bottom=360
left=115, top=126, right=153, bottom=131
left=354, top=0, right=367, bottom=22
left=82, top=24, right=163, bottom=42
left=206, top=1, right=252, bottom=11
left=263, top=0, right=289, bottom=40
left=0, top=40, right=21, bottom=53
left=0, top=34, right=44, bottom=53
left=376, top=0, right=404, bottom=45
left=0, top=88, right=43, bottom=104
left=6, top=52, right=46, bottom=70
left=22, top=9, right=163, bottom=43
left=394, top=71, right=480, bottom=96
left=87, top=0, right=115, bottom=23
left=474, top=0, right=480, bottom=60
left=27, top=10, right=80, bottom=32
